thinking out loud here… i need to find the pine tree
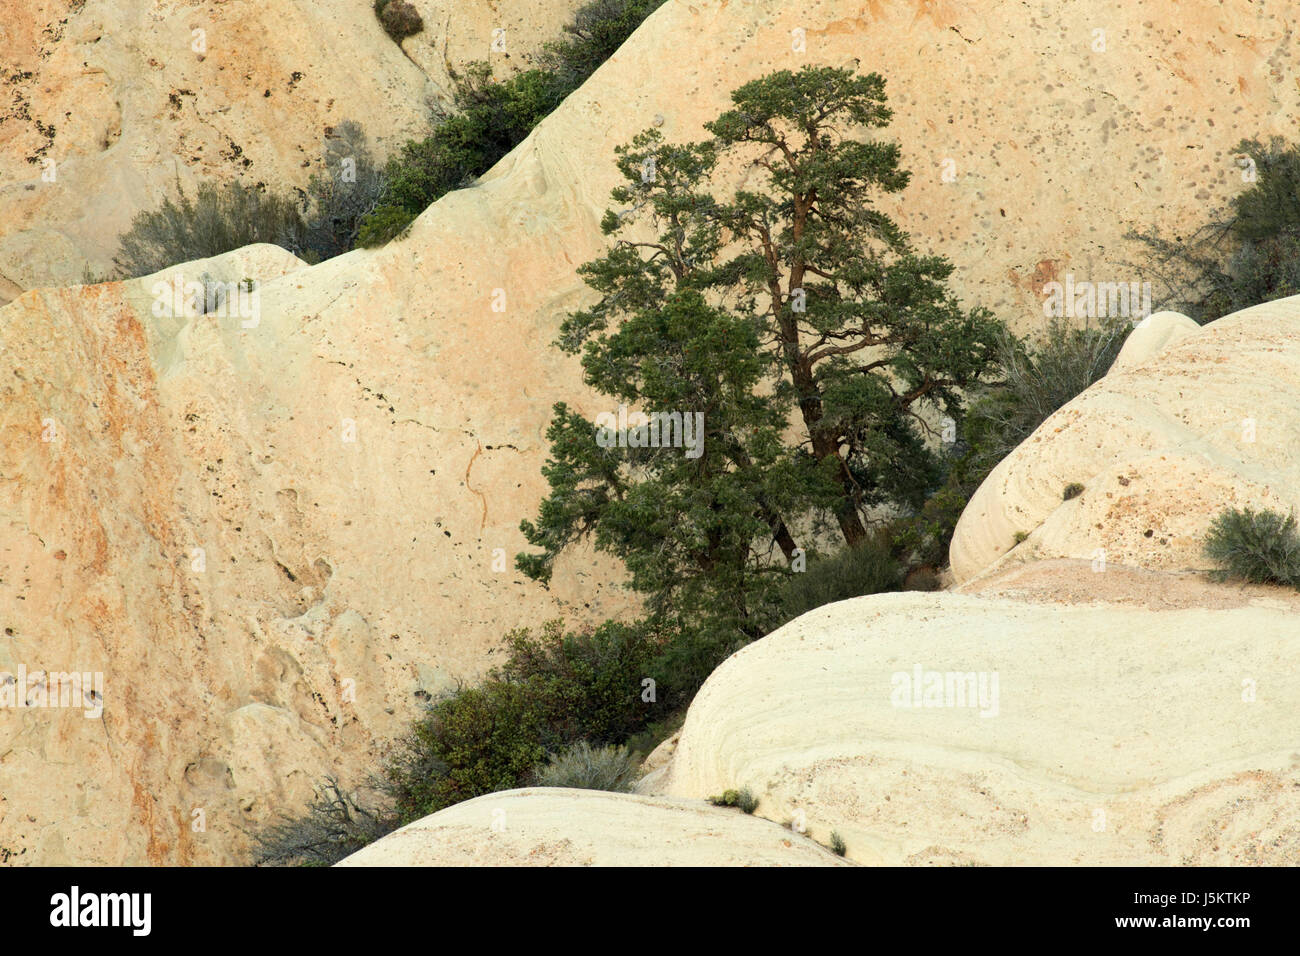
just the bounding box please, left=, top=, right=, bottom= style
left=520, top=66, right=1006, bottom=641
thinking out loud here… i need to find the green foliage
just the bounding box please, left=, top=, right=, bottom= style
left=355, top=203, right=415, bottom=246
left=1013, top=531, right=1029, bottom=544
left=1230, top=138, right=1300, bottom=242
left=113, top=180, right=306, bottom=278
left=537, top=0, right=667, bottom=88
left=829, top=831, right=848, bottom=857
left=358, top=1, right=664, bottom=245
left=1204, top=507, right=1300, bottom=588
left=1063, top=482, right=1085, bottom=500
left=709, top=787, right=759, bottom=814
left=530, top=741, right=641, bottom=791
left=374, top=0, right=423, bottom=42
left=355, top=64, right=566, bottom=246
left=383, top=619, right=662, bottom=822
left=1130, top=137, right=1300, bottom=322
left=888, top=473, right=971, bottom=569
left=772, top=533, right=903, bottom=630
left=520, top=66, right=1007, bottom=666
left=254, top=777, right=395, bottom=867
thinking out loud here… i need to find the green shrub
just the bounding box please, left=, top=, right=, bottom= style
left=1013, top=531, right=1029, bottom=544
left=530, top=741, right=641, bottom=791
left=355, top=203, right=416, bottom=247
left=772, top=532, right=904, bottom=629
left=496, top=619, right=662, bottom=743
left=374, top=0, right=423, bottom=42
left=889, top=479, right=971, bottom=570
left=254, top=777, right=395, bottom=867
left=113, top=180, right=306, bottom=278
left=357, top=64, right=568, bottom=247
left=1204, top=507, right=1300, bottom=588
left=709, top=787, right=758, bottom=814
left=1063, top=482, right=1085, bottom=500
left=383, top=619, right=662, bottom=823
left=645, top=622, right=746, bottom=713
left=358, top=0, right=665, bottom=245
left=537, top=0, right=667, bottom=88
left=829, top=830, right=847, bottom=857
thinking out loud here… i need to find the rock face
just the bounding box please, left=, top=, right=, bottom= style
left=337, top=788, right=849, bottom=866
left=5, top=0, right=1298, bottom=309
left=1109, top=311, right=1202, bottom=374
left=0, top=0, right=582, bottom=300
left=646, top=590, right=1300, bottom=866
left=949, top=294, right=1300, bottom=584
left=0, top=243, right=632, bottom=865
left=3, top=0, right=1299, bottom=866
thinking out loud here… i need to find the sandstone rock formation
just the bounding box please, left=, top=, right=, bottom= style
left=950, top=294, right=1300, bottom=584
left=0, top=241, right=631, bottom=865
left=1109, top=310, right=1202, bottom=374
left=3, top=0, right=1299, bottom=866
left=338, top=788, right=849, bottom=865
left=0, top=0, right=581, bottom=301
left=645, top=589, right=1300, bottom=866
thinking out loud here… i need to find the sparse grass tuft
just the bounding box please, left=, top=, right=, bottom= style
left=529, top=741, right=641, bottom=792
left=829, top=830, right=847, bottom=857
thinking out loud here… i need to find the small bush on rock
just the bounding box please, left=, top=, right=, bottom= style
left=113, top=180, right=306, bottom=278
left=530, top=741, right=641, bottom=792
left=1204, top=506, right=1300, bottom=588
left=709, top=787, right=759, bottom=814
left=301, top=120, right=388, bottom=258
left=772, top=532, right=904, bottom=630
left=375, top=0, right=423, bottom=42
left=383, top=619, right=663, bottom=822
left=1130, top=137, right=1300, bottom=322
left=358, top=0, right=665, bottom=245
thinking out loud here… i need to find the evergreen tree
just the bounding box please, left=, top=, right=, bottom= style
left=520, top=66, right=1006, bottom=639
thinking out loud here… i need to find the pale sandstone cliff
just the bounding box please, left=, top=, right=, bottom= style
left=0, top=0, right=582, bottom=301
left=640, top=588, right=1300, bottom=866
left=950, top=294, right=1300, bottom=584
